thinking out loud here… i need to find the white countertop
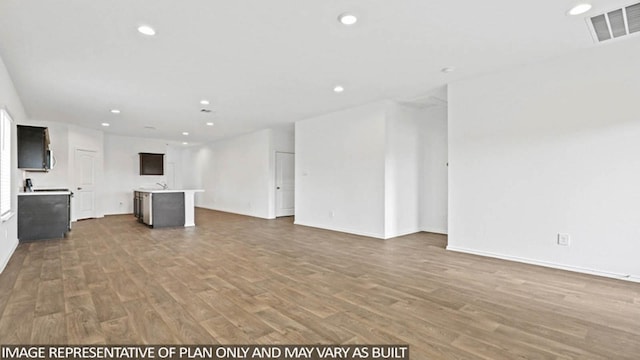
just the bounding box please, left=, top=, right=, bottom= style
left=18, top=191, right=72, bottom=196
left=134, top=189, right=204, bottom=193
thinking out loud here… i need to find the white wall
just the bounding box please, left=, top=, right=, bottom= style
left=183, top=129, right=274, bottom=219
left=272, top=125, right=295, bottom=153
left=14, top=123, right=181, bottom=218
left=448, top=39, right=640, bottom=281
left=295, top=102, right=388, bottom=238
left=385, top=104, right=421, bottom=238
left=103, top=134, right=181, bottom=215
left=16, top=121, right=105, bottom=220
left=17, top=120, right=70, bottom=189
left=295, top=100, right=448, bottom=239
left=0, top=56, right=27, bottom=272
left=418, top=105, right=448, bottom=234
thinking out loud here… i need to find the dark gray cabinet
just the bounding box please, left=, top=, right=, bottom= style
left=152, top=192, right=185, bottom=228
left=18, top=125, right=50, bottom=170
left=139, top=152, right=164, bottom=175
left=133, top=191, right=143, bottom=221
left=133, top=191, right=185, bottom=228
left=18, top=194, right=71, bottom=241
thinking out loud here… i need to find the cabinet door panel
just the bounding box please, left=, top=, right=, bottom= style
left=17, top=126, right=47, bottom=169
left=152, top=193, right=185, bottom=228
left=18, top=195, right=70, bottom=241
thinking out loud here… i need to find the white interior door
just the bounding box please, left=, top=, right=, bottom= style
left=275, top=152, right=295, bottom=217
left=74, top=149, right=96, bottom=220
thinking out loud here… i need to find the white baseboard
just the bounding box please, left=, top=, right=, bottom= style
left=420, top=227, right=448, bottom=235
left=293, top=221, right=385, bottom=239
left=446, top=245, right=640, bottom=283
left=384, top=228, right=421, bottom=239
left=0, top=238, right=19, bottom=274
left=196, top=205, right=272, bottom=220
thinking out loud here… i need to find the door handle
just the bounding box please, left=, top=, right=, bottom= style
left=77, top=187, right=82, bottom=190
left=277, top=187, right=281, bottom=190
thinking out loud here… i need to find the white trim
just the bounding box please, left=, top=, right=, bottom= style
left=196, top=205, right=273, bottom=220
left=385, top=228, right=420, bottom=239
left=446, top=245, right=640, bottom=283
left=293, top=220, right=385, bottom=239
left=0, top=237, right=19, bottom=274
left=0, top=108, right=13, bottom=218
left=0, top=210, right=15, bottom=223
left=420, top=227, right=448, bottom=235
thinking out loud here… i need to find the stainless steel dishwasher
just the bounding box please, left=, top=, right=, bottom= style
left=142, top=192, right=153, bottom=225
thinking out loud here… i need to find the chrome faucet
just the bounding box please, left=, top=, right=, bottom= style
left=156, top=182, right=168, bottom=190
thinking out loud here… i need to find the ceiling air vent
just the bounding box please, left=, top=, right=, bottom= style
left=589, top=3, right=640, bottom=42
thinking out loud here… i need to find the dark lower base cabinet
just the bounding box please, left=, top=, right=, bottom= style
left=152, top=192, right=185, bottom=228
left=18, top=194, right=71, bottom=241
left=133, top=191, right=143, bottom=221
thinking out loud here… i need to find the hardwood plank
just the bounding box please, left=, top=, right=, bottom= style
left=161, top=280, right=220, bottom=322
left=253, top=306, right=326, bottom=343
left=106, top=271, right=144, bottom=302
left=253, top=291, right=354, bottom=343
left=40, top=258, right=62, bottom=281
left=122, top=299, right=178, bottom=343
left=197, top=289, right=273, bottom=340
left=82, top=263, right=108, bottom=285
left=0, top=313, right=34, bottom=344
left=200, top=315, right=249, bottom=344
left=100, top=317, right=140, bottom=344
left=31, top=312, right=66, bottom=344
left=89, top=282, right=127, bottom=322
left=60, top=250, right=81, bottom=269
left=34, top=279, right=64, bottom=316
left=65, top=294, right=105, bottom=344
left=62, top=266, right=90, bottom=298
left=0, top=208, right=637, bottom=359
left=2, top=299, right=35, bottom=317
left=139, top=278, right=214, bottom=343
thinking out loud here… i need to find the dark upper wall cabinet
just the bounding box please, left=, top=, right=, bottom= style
left=139, top=152, right=164, bottom=175
left=18, top=125, right=51, bottom=171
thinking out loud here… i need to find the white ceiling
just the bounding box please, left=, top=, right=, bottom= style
left=0, top=0, right=631, bottom=143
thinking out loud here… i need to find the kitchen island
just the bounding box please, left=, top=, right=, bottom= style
left=133, top=189, right=204, bottom=228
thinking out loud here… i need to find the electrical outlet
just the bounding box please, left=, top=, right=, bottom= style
left=329, top=210, right=335, bottom=219
left=557, top=233, right=570, bottom=246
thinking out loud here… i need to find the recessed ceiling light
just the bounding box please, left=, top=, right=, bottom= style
left=200, top=100, right=210, bottom=105
left=182, top=132, right=189, bottom=136
left=567, top=3, right=592, bottom=16
left=333, top=85, right=344, bottom=93
left=101, top=123, right=110, bottom=127
left=338, top=13, right=358, bottom=26
left=137, top=25, right=156, bottom=36
left=441, top=67, right=455, bottom=73
left=182, top=142, right=188, bottom=145
left=110, top=109, right=121, bottom=114
left=206, top=122, right=214, bottom=126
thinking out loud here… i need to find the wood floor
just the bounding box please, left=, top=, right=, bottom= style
left=0, top=209, right=639, bottom=359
